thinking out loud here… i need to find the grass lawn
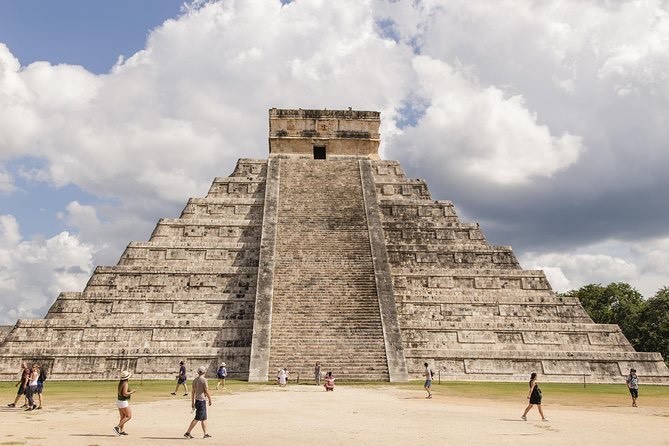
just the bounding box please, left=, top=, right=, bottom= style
left=2, top=379, right=668, bottom=408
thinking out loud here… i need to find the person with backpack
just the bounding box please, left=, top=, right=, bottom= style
left=424, top=362, right=433, bottom=399
left=35, top=364, right=47, bottom=409
left=216, top=362, right=227, bottom=390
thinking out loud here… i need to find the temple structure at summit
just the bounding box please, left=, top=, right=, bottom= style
left=1, top=108, right=667, bottom=383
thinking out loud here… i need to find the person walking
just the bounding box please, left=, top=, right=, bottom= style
left=314, top=362, right=322, bottom=386
left=216, top=363, right=227, bottom=390
left=626, top=368, right=639, bottom=407
left=521, top=372, right=548, bottom=421
left=7, top=362, right=29, bottom=408
left=423, top=362, right=433, bottom=399
left=24, top=364, right=39, bottom=411
left=35, top=364, right=47, bottom=409
left=114, top=370, right=136, bottom=436
left=172, top=361, right=188, bottom=396
left=184, top=366, right=212, bottom=439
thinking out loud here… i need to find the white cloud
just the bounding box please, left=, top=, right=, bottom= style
left=521, top=251, right=638, bottom=294
left=0, top=215, right=94, bottom=324
left=0, top=0, right=668, bottom=320
left=0, top=166, right=15, bottom=194
left=389, top=55, right=583, bottom=185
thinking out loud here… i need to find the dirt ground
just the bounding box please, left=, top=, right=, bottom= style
left=2, top=384, right=668, bottom=445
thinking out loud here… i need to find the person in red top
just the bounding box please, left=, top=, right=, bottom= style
left=324, top=372, right=336, bottom=391
left=7, top=362, right=29, bottom=408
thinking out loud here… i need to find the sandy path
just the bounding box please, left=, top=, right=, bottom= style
left=2, top=385, right=668, bottom=445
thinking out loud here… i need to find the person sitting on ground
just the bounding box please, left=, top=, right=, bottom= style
left=324, top=372, right=335, bottom=391
left=216, top=362, right=227, bottom=390
left=277, top=368, right=287, bottom=387
left=172, top=361, right=188, bottom=396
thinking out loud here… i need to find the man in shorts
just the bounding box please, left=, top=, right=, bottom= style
left=424, top=362, right=433, bottom=399
left=184, top=366, right=213, bottom=439
left=7, top=362, right=29, bottom=407
left=172, top=361, right=188, bottom=396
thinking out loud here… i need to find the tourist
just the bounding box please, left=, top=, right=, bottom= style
left=172, top=361, right=188, bottom=396
left=114, top=370, right=136, bottom=436
left=35, top=364, right=47, bottom=409
left=7, top=361, right=29, bottom=408
left=184, top=366, right=212, bottom=439
left=521, top=372, right=548, bottom=421
left=284, top=367, right=290, bottom=385
left=24, top=364, right=40, bottom=411
left=324, top=371, right=335, bottom=391
left=314, top=362, right=322, bottom=386
left=626, top=368, right=639, bottom=407
left=424, top=362, right=433, bottom=399
left=216, top=362, right=227, bottom=390
left=277, top=368, right=287, bottom=387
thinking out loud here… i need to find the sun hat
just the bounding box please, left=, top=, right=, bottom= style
left=119, top=370, right=132, bottom=380
left=197, top=366, right=206, bottom=374
left=220, top=362, right=226, bottom=367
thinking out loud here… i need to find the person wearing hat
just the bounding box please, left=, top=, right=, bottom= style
left=114, top=370, right=136, bottom=436
left=184, top=366, right=212, bottom=439
left=216, top=362, right=227, bottom=390
left=626, top=368, right=639, bottom=407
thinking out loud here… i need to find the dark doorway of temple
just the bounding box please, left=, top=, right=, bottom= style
left=313, top=146, right=326, bottom=159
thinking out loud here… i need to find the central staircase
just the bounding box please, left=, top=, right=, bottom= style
left=268, top=159, right=389, bottom=380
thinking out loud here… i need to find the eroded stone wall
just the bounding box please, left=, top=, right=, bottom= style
left=0, top=159, right=267, bottom=380
left=371, top=160, right=669, bottom=383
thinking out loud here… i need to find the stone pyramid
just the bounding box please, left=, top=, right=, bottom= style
left=1, top=108, right=667, bottom=383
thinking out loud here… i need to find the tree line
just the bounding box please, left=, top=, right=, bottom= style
left=560, top=283, right=669, bottom=365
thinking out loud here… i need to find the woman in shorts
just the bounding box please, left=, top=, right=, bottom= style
left=114, top=371, right=136, bottom=436
left=521, top=372, right=548, bottom=421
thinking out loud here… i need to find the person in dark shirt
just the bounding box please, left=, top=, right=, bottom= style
left=521, top=372, right=548, bottom=421
left=7, top=362, right=29, bottom=408
left=172, top=361, right=188, bottom=396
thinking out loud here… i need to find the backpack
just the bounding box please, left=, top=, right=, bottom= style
left=39, top=368, right=47, bottom=382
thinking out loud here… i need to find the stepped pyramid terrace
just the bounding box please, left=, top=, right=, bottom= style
left=1, top=108, right=668, bottom=383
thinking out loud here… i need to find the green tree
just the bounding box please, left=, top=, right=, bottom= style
left=561, top=282, right=645, bottom=349
left=637, top=287, right=669, bottom=365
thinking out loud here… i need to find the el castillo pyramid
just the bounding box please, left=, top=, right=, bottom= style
left=1, top=108, right=667, bottom=383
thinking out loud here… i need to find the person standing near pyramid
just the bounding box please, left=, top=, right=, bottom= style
left=172, top=361, right=188, bottom=396
left=626, top=368, right=639, bottom=407
left=114, top=370, right=135, bottom=436
left=184, top=366, right=212, bottom=439
left=216, top=362, right=227, bottom=390
left=7, top=362, right=29, bottom=408
left=423, top=363, right=433, bottom=399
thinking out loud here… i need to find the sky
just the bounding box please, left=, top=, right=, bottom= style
left=0, top=0, right=668, bottom=325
